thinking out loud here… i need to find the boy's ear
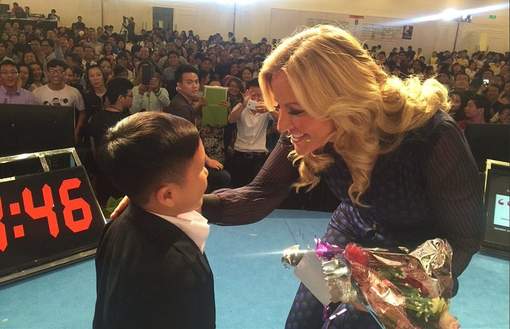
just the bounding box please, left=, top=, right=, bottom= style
left=154, top=183, right=178, bottom=208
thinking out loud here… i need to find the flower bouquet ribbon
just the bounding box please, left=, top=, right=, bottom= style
left=281, top=238, right=459, bottom=329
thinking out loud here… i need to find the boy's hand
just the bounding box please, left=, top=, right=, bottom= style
left=254, top=102, right=268, bottom=114
left=110, top=196, right=130, bottom=219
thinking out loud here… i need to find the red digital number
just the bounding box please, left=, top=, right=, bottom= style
left=22, top=185, right=59, bottom=238
left=59, top=178, right=92, bottom=233
left=0, top=198, right=7, bottom=252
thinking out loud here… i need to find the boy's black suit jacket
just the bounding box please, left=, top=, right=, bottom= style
left=93, top=204, right=215, bottom=329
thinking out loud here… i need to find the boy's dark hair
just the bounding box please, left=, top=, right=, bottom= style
left=105, top=78, right=133, bottom=104
left=47, top=59, right=68, bottom=70
left=246, top=78, right=259, bottom=89
left=175, top=64, right=198, bottom=83
left=97, top=112, right=200, bottom=204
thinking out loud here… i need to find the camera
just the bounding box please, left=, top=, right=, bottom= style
left=247, top=99, right=257, bottom=112
left=483, top=79, right=490, bottom=86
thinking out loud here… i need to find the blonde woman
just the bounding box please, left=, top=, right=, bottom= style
left=112, top=25, right=483, bottom=328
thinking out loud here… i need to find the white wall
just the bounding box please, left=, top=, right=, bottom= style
left=19, top=0, right=510, bottom=53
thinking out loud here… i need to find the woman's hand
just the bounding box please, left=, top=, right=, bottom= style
left=110, top=196, right=130, bottom=219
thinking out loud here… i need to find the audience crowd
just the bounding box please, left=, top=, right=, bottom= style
left=1, top=9, right=509, bottom=205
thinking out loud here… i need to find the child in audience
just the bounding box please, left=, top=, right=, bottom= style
left=93, top=112, right=214, bottom=329
left=228, top=78, right=278, bottom=187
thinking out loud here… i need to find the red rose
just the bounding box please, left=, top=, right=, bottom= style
left=344, top=243, right=369, bottom=267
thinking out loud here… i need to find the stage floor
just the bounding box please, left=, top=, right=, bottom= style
left=0, top=209, right=508, bottom=329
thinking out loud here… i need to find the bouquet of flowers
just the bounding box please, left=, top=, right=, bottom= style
left=282, top=239, right=459, bottom=329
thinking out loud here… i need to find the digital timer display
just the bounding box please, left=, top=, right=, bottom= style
left=0, top=166, right=105, bottom=280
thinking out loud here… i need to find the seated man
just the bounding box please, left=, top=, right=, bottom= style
left=93, top=112, right=214, bottom=329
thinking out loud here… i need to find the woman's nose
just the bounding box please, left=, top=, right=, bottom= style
left=277, top=109, right=290, bottom=133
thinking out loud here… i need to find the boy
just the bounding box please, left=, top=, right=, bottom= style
left=228, top=78, right=278, bottom=187
left=93, top=112, right=214, bottom=329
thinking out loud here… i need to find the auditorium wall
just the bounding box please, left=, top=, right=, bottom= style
left=20, top=0, right=509, bottom=54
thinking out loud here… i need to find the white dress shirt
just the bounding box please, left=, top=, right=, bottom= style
left=150, top=210, right=210, bottom=253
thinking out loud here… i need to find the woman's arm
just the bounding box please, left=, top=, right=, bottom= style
left=202, top=135, right=299, bottom=225
left=425, top=118, right=484, bottom=278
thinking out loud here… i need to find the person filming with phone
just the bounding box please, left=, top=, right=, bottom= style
left=228, top=78, right=278, bottom=187
left=131, top=69, right=170, bottom=113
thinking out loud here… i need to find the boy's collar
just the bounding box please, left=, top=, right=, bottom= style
left=149, top=210, right=209, bottom=253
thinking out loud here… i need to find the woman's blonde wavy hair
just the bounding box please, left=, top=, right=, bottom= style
left=259, top=25, right=450, bottom=206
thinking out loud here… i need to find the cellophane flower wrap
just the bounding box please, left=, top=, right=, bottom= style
left=282, top=239, right=460, bottom=329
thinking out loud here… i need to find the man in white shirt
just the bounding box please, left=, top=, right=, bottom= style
left=228, top=79, right=278, bottom=187
left=33, top=59, right=86, bottom=143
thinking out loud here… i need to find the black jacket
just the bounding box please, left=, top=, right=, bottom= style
left=93, top=204, right=215, bottom=329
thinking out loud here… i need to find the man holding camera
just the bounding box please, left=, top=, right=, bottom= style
left=130, top=72, right=170, bottom=113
